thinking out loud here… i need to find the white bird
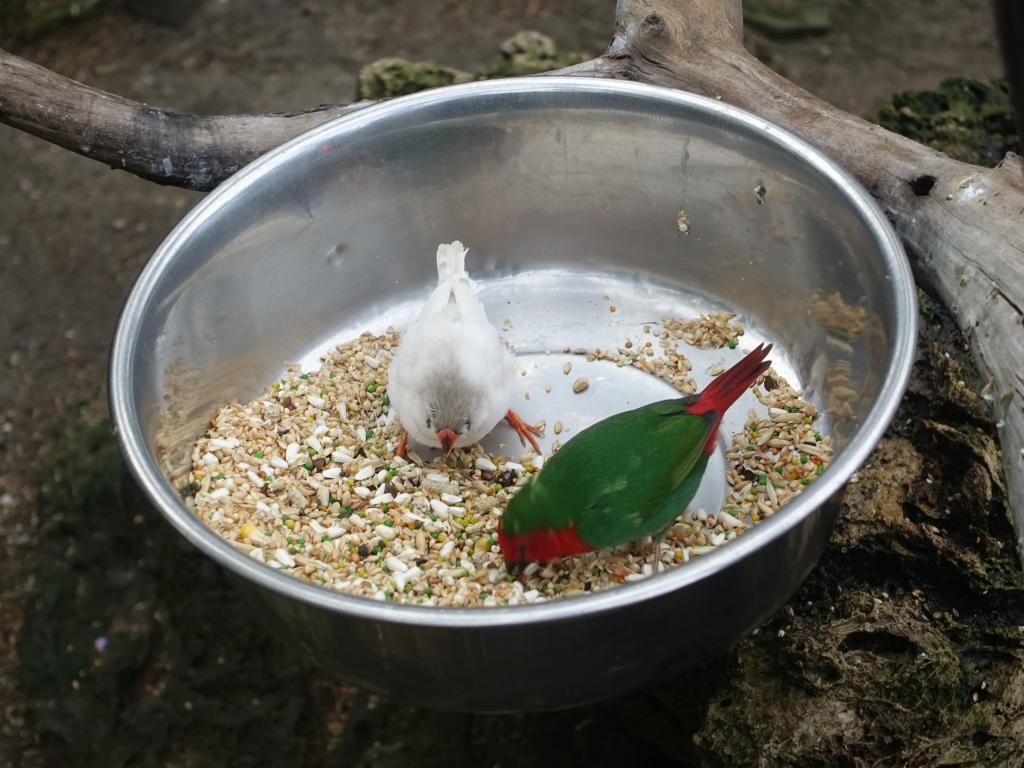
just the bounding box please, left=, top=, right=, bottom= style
left=388, top=241, right=541, bottom=458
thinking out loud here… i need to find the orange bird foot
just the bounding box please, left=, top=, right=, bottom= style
left=505, top=409, right=543, bottom=453
left=395, top=430, right=409, bottom=459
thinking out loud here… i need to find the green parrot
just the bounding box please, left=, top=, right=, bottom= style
left=498, top=343, right=772, bottom=566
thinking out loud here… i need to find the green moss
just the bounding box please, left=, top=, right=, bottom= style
left=355, top=32, right=586, bottom=100
left=480, top=30, right=587, bottom=78
left=877, top=78, right=1019, bottom=167
left=356, top=58, right=473, bottom=100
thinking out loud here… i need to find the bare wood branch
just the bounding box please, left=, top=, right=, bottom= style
left=0, top=50, right=370, bottom=190
left=1, top=1, right=1022, bottom=555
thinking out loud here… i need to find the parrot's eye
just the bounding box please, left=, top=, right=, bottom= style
left=426, top=417, right=432, bottom=429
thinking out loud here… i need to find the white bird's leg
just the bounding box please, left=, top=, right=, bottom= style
left=395, top=431, right=409, bottom=459
left=504, top=409, right=543, bottom=453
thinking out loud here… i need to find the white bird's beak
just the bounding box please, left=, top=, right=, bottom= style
left=437, top=428, right=458, bottom=456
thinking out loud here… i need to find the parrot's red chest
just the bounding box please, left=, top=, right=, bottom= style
left=498, top=525, right=593, bottom=565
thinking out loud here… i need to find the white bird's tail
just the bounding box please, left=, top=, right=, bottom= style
left=436, top=241, right=468, bottom=284
left=417, top=239, right=489, bottom=325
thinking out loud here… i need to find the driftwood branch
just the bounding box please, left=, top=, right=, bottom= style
left=0, top=52, right=370, bottom=190
left=1, top=0, right=1022, bottom=554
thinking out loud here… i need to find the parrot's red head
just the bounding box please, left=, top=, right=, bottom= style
left=497, top=525, right=593, bottom=567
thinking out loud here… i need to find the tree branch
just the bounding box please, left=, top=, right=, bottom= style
left=1, top=0, right=1022, bottom=557
left=0, top=51, right=370, bottom=190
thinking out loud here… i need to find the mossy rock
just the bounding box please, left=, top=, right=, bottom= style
left=355, top=32, right=586, bottom=100
left=877, top=78, right=1019, bottom=167
left=742, top=0, right=833, bottom=37
left=356, top=57, right=474, bottom=100
left=481, top=30, right=587, bottom=78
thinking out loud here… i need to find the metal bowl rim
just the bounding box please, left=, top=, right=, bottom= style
left=109, top=76, right=917, bottom=629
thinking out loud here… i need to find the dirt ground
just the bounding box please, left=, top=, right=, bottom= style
left=0, top=0, right=1005, bottom=765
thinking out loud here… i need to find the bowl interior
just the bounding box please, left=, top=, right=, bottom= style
left=115, top=78, right=913, bottom=615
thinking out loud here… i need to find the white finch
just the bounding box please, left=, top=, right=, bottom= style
left=388, top=241, right=541, bottom=457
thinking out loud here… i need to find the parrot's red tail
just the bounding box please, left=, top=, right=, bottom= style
left=686, top=343, right=773, bottom=453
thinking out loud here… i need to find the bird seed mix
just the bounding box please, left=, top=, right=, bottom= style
left=184, top=313, right=831, bottom=606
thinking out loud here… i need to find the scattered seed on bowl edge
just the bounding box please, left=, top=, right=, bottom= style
left=185, top=323, right=830, bottom=607
left=664, top=311, right=744, bottom=350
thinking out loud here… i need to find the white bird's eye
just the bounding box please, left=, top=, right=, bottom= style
left=464, top=420, right=471, bottom=432
left=426, top=417, right=432, bottom=429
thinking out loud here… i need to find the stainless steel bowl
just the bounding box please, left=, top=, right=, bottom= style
left=110, top=77, right=916, bottom=712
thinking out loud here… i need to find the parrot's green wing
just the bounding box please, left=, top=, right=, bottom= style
left=504, top=398, right=712, bottom=549
left=574, top=403, right=709, bottom=548
left=647, top=452, right=710, bottom=540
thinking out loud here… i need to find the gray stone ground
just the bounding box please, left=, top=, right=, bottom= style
left=0, top=1, right=1009, bottom=765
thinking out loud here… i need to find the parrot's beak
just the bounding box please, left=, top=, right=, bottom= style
left=437, top=428, right=458, bottom=456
